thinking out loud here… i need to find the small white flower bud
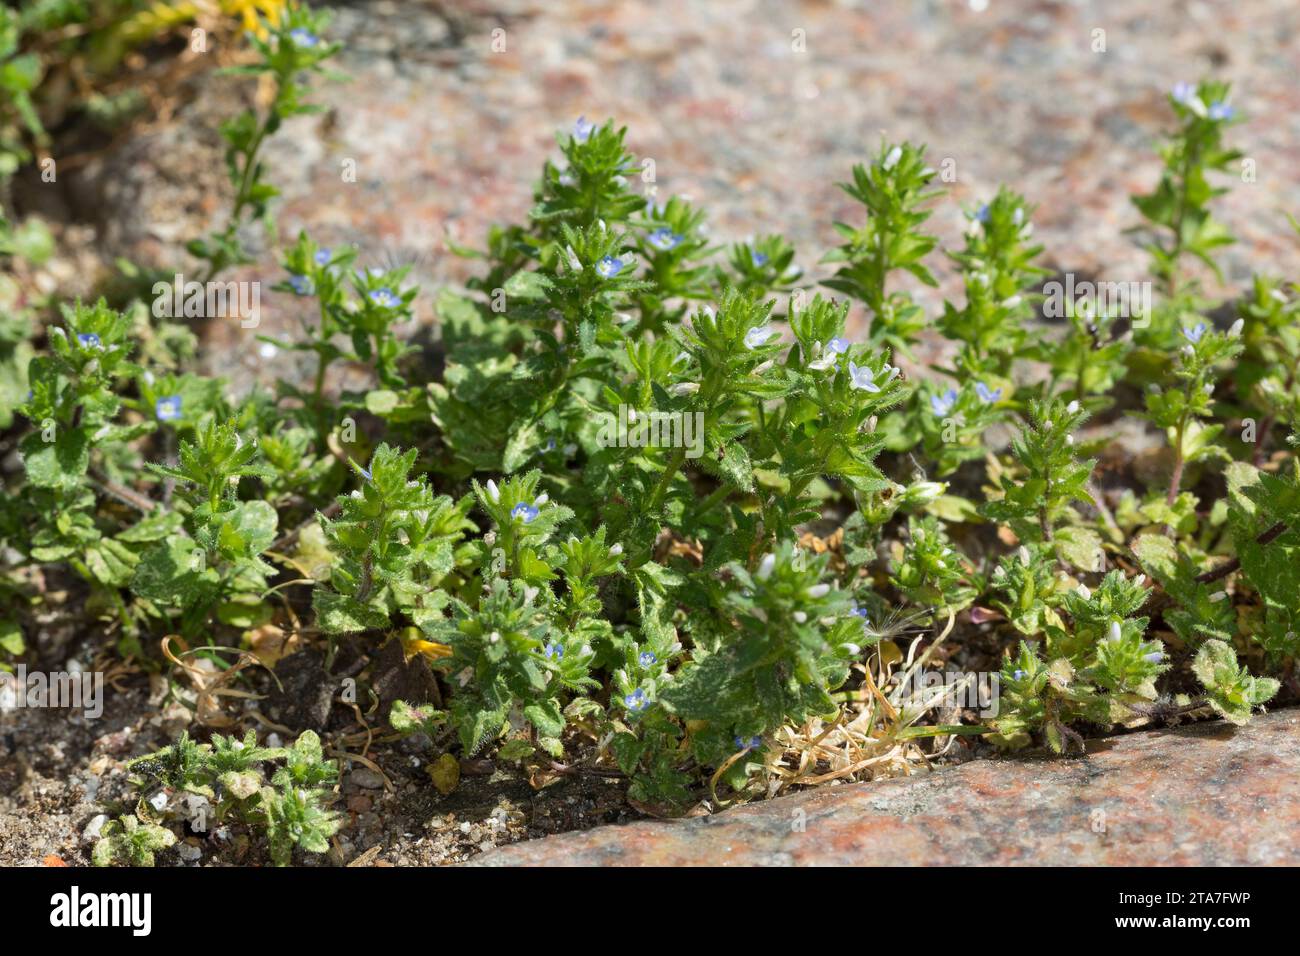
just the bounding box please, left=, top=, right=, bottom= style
left=756, top=553, right=775, bottom=580
left=608, top=543, right=623, bottom=556
left=485, top=479, right=500, bottom=502
left=1228, top=318, right=1244, bottom=337
left=805, top=583, right=831, bottom=598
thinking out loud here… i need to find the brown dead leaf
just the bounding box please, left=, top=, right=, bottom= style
left=247, top=624, right=300, bottom=668
left=654, top=529, right=703, bottom=565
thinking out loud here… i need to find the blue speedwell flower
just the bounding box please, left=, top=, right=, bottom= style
left=544, top=643, right=564, bottom=660
left=647, top=228, right=683, bottom=251
left=750, top=250, right=770, bottom=267
left=734, top=735, right=762, bottom=751
left=848, top=361, right=883, bottom=392
left=975, top=381, right=1002, bottom=403
left=624, top=688, right=649, bottom=713
left=288, top=274, right=313, bottom=295
left=639, top=651, right=657, bottom=667
left=930, top=388, right=959, bottom=417
left=1182, top=322, right=1207, bottom=344
left=511, top=502, right=540, bottom=523
left=744, top=326, right=776, bottom=349
left=975, top=203, right=991, bottom=223
left=1171, top=81, right=1195, bottom=104
left=1012, top=669, right=1027, bottom=681
left=1208, top=102, right=1234, bottom=121
left=595, top=255, right=625, bottom=278
left=77, top=333, right=102, bottom=349
left=155, top=396, right=182, bottom=421
left=313, top=248, right=332, bottom=267
left=573, top=116, right=595, bottom=142
left=369, top=287, right=399, bottom=308
left=288, top=28, right=320, bottom=48
left=827, top=337, right=850, bottom=355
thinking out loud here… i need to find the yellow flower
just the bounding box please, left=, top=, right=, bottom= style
left=399, top=628, right=453, bottom=663
left=222, top=0, right=290, bottom=38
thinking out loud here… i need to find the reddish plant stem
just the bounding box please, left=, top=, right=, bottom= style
left=1194, top=520, right=1288, bottom=584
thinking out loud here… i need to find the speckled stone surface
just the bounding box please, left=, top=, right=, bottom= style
left=468, top=709, right=1300, bottom=866
left=259, top=0, right=1300, bottom=293
left=57, top=0, right=1300, bottom=389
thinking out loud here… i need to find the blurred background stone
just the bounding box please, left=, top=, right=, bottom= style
left=41, top=0, right=1300, bottom=388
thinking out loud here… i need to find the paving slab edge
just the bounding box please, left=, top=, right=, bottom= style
left=468, top=709, right=1300, bottom=866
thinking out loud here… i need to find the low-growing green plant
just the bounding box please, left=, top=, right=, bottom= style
left=103, top=729, right=341, bottom=866
left=189, top=5, right=341, bottom=280
left=91, top=814, right=177, bottom=868
left=982, top=397, right=1102, bottom=570
left=1131, top=80, right=1241, bottom=304
left=4, top=20, right=1295, bottom=850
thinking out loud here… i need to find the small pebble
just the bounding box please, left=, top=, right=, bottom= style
left=81, top=814, right=108, bottom=844
left=349, top=768, right=385, bottom=789
left=176, top=843, right=202, bottom=862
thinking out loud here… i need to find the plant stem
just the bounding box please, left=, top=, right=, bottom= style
left=647, top=446, right=688, bottom=513
left=1195, top=520, right=1288, bottom=584
left=1166, top=393, right=1194, bottom=508
left=1163, top=146, right=1196, bottom=298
